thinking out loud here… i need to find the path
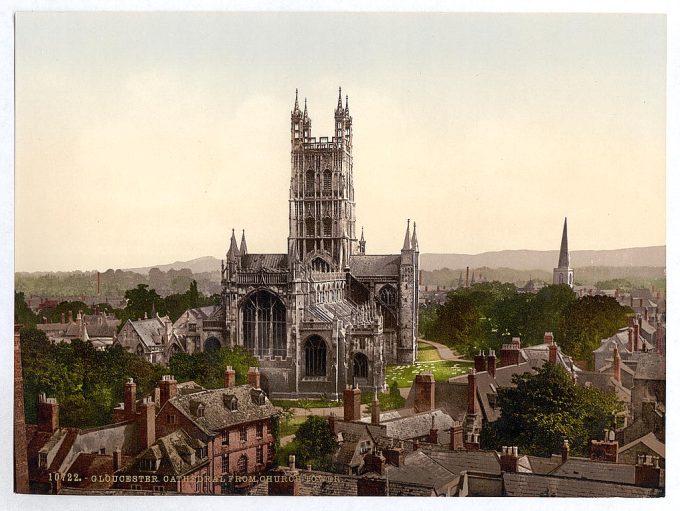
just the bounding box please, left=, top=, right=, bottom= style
left=419, top=338, right=470, bottom=362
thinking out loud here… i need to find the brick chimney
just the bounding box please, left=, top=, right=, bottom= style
left=248, top=367, right=260, bottom=388
left=590, top=430, right=618, bottom=462
left=67, top=310, right=73, bottom=323
left=224, top=366, right=236, bottom=388
left=124, top=378, right=136, bottom=418
left=371, top=389, right=380, bottom=425
left=413, top=373, right=435, bottom=413
left=561, top=439, right=570, bottom=463
left=113, top=449, right=122, bottom=472
left=384, top=445, right=404, bottom=467
left=137, top=396, right=156, bottom=450
left=363, top=451, right=385, bottom=475
left=467, top=368, right=477, bottom=415
left=464, top=431, right=480, bottom=451
left=549, top=342, right=558, bottom=364
left=500, top=341, right=521, bottom=367
left=634, top=320, right=640, bottom=351
left=37, top=393, right=59, bottom=433
left=627, top=325, right=634, bottom=352
left=500, top=446, right=519, bottom=473
left=428, top=415, right=438, bottom=443
left=449, top=421, right=464, bottom=450
left=544, top=332, right=554, bottom=345
left=343, top=385, right=361, bottom=421
left=474, top=350, right=486, bottom=373
left=486, top=350, right=496, bottom=379
left=159, top=375, right=177, bottom=408
left=635, top=455, right=661, bottom=488
left=612, top=345, right=621, bottom=383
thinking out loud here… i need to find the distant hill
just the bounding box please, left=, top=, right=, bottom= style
left=125, top=256, right=222, bottom=275
left=420, top=246, right=665, bottom=272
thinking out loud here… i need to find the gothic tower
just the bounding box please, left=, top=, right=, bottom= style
left=553, top=217, right=574, bottom=288
left=288, top=88, right=355, bottom=271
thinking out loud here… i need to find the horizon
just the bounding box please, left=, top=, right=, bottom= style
left=14, top=12, right=666, bottom=272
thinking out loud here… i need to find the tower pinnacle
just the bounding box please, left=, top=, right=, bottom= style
left=558, top=217, right=569, bottom=268
left=402, top=219, right=411, bottom=251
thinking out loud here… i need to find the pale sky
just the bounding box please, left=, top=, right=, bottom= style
left=14, top=12, right=666, bottom=272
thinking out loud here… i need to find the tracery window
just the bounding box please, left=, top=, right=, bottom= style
left=305, top=170, right=315, bottom=196
left=304, top=336, right=327, bottom=377
left=353, top=352, right=369, bottom=378
left=322, top=170, right=332, bottom=196
left=379, top=285, right=397, bottom=306
left=242, top=291, right=287, bottom=358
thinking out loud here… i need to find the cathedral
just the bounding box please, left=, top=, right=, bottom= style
left=202, top=89, right=419, bottom=399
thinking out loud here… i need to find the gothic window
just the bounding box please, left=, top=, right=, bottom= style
left=323, top=170, right=332, bottom=196
left=237, top=455, right=248, bottom=475
left=323, top=217, right=332, bottom=237
left=306, top=170, right=314, bottom=196
left=204, top=337, right=221, bottom=351
left=559, top=273, right=564, bottom=284
left=379, top=285, right=397, bottom=306
left=311, top=257, right=331, bottom=272
left=306, top=217, right=315, bottom=237
left=353, top=352, right=368, bottom=378
left=242, top=291, right=287, bottom=358
left=304, top=336, right=327, bottom=377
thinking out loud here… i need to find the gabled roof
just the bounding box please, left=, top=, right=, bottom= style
left=305, top=299, right=358, bottom=323
left=128, top=316, right=173, bottom=348
left=240, top=253, right=289, bottom=272
left=420, top=446, right=501, bottom=476
left=502, top=472, right=662, bottom=497
left=619, top=432, right=665, bottom=458
left=349, top=254, right=401, bottom=277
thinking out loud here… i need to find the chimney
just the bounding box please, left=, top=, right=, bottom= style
left=137, top=397, right=156, bottom=450
left=413, top=439, right=420, bottom=451
left=268, top=455, right=300, bottom=495
left=635, top=455, right=661, bottom=488
left=363, top=451, right=385, bottom=475
left=289, top=454, right=296, bottom=470
left=153, top=386, right=161, bottom=404
left=371, top=389, right=380, bottom=425
left=224, top=366, right=236, bottom=388
left=67, top=310, right=73, bottom=323
left=474, top=350, right=486, bottom=373
left=464, top=431, right=480, bottom=451
left=500, top=446, right=519, bottom=473
left=590, top=430, right=618, bottom=462
left=511, top=337, right=521, bottom=349
left=549, top=342, right=558, bottom=364
left=630, top=295, right=634, bottom=307
left=467, top=369, right=477, bottom=415
left=384, top=446, right=404, bottom=468
left=628, top=327, right=634, bottom=352
left=124, top=378, right=137, bottom=418
left=561, top=439, right=570, bottom=463
left=544, top=332, right=554, bottom=345
left=247, top=367, right=260, bottom=388
left=612, top=345, right=621, bottom=383
left=343, top=385, right=361, bottom=421
left=159, top=375, right=177, bottom=408
left=328, top=412, right=336, bottom=434
left=465, top=266, right=470, bottom=287
left=449, top=421, right=464, bottom=450
left=37, top=393, right=59, bottom=433
left=644, top=308, right=649, bottom=321
left=113, top=449, right=122, bottom=472
left=413, top=373, right=435, bottom=413
left=426, top=415, right=439, bottom=443
left=634, top=321, right=640, bottom=351
left=486, top=350, right=496, bottom=379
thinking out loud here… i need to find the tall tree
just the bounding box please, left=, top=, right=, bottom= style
left=293, top=416, right=338, bottom=471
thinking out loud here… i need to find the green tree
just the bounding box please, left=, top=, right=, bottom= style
left=14, top=291, right=38, bottom=327
left=40, top=301, right=92, bottom=323
left=483, top=363, right=623, bottom=457
left=293, top=415, right=338, bottom=471
left=169, top=345, right=258, bottom=389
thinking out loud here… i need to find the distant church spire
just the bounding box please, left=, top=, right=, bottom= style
left=558, top=217, right=570, bottom=268
left=337, top=86, right=343, bottom=111
left=240, top=230, right=248, bottom=256
left=402, top=219, right=411, bottom=251
left=359, top=227, right=366, bottom=254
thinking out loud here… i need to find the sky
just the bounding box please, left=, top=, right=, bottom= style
left=14, top=12, right=667, bottom=272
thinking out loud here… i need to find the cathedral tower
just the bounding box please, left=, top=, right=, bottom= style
left=553, top=217, right=574, bottom=288
left=288, top=88, right=355, bottom=271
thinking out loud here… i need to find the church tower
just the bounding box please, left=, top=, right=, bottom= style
left=288, top=88, right=355, bottom=271
left=553, top=217, right=574, bottom=288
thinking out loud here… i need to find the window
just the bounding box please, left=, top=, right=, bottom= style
left=242, top=290, right=287, bottom=358
left=323, top=217, right=332, bottom=237
left=305, top=216, right=316, bottom=237
left=256, top=422, right=264, bottom=439
left=188, top=323, right=197, bottom=332
left=139, top=458, right=157, bottom=472
left=322, top=170, right=332, bottom=196
left=304, top=336, right=327, bottom=377
left=166, top=414, right=176, bottom=425
left=240, top=425, right=248, bottom=442
left=379, top=285, right=397, bottom=306
left=222, top=430, right=229, bottom=445
left=131, top=484, right=142, bottom=491
left=196, top=404, right=204, bottom=418
left=256, top=445, right=264, bottom=465
left=305, top=170, right=314, bottom=196
left=152, top=485, right=165, bottom=494
left=353, top=352, right=369, bottom=378
left=222, top=453, right=229, bottom=474
left=38, top=453, right=47, bottom=468
left=237, top=455, right=248, bottom=475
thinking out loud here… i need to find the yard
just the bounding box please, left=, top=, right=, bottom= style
left=384, top=341, right=471, bottom=388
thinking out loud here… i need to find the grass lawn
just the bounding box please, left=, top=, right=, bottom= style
left=279, top=415, right=307, bottom=437
left=385, top=360, right=472, bottom=388
left=271, top=399, right=340, bottom=410
left=417, top=341, right=442, bottom=362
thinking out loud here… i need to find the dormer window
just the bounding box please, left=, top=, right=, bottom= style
left=139, top=458, right=158, bottom=472
left=251, top=389, right=266, bottom=406
left=196, top=404, right=205, bottom=418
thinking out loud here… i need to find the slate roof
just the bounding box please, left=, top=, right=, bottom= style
left=240, top=253, right=289, bottom=272
left=593, top=329, right=631, bottom=354
left=502, top=472, right=663, bottom=497
left=168, top=385, right=276, bottom=435
left=349, top=255, right=401, bottom=277
left=128, top=316, right=173, bottom=348
left=419, top=446, right=501, bottom=476
left=381, top=409, right=453, bottom=443
left=634, top=353, right=665, bottom=381
left=26, top=426, right=80, bottom=484
left=183, top=305, right=219, bottom=320
left=376, top=450, right=457, bottom=493
left=522, top=343, right=580, bottom=373
left=547, top=458, right=649, bottom=486
left=619, top=432, right=665, bottom=458
left=575, top=372, right=631, bottom=402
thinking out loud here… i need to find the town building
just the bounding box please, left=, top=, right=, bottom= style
left=115, top=313, right=183, bottom=364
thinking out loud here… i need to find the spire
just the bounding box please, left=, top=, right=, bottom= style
left=360, top=227, right=365, bottom=243
left=345, top=94, right=349, bottom=114
left=402, top=219, right=411, bottom=251
left=293, top=88, right=300, bottom=113
left=558, top=217, right=570, bottom=268
left=240, top=229, right=248, bottom=256
left=359, top=226, right=366, bottom=254
left=411, top=221, right=419, bottom=251
left=303, top=97, right=308, bottom=118
left=337, top=86, right=343, bottom=110
left=227, top=229, right=239, bottom=260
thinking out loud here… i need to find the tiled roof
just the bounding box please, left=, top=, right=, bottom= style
left=379, top=450, right=457, bottom=492
left=503, top=472, right=663, bottom=497
left=634, top=353, right=665, bottom=380
left=420, top=446, right=501, bottom=476
left=129, top=317, right=172, bottom=348
left=240, top=253, right=289, bottom=272
left=382, top=409, right=453, bottom=443
left=349, top=255, right=401, bottom=277
left=168, top=385, right=276, bottom=435
left=548, top=458, right=638, bottom=484
left=619, top=432, right=665, bottom=458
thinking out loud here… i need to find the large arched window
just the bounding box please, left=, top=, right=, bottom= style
left=205, top=337, right=221, bottom=351
left=379, top=285, right=397, bottom=306
left=353, top=352, right=368, bottom=378
left=311, top=257, right=331, bottom=272
left=305, top=170, right=315, bottom=196
left=242, top=291, right=287, bottom=358
left=304, top=336, right=327, bottom=377
left=322, top=170, right=332, bottom=196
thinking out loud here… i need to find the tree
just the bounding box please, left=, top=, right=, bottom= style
left=168, top=345, right=258, bottom=389
left=293, top=416, right=338, bottom=471
left=482, top=363, right=623, bottom=457
left=15, top=291, right=38, bottom=327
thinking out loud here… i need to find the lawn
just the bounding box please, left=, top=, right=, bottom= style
left=385, top=360, right=471, bottom=388
left=417, top=341, right=441, bottom=362
left=278, top=415, right=307, bottom=437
